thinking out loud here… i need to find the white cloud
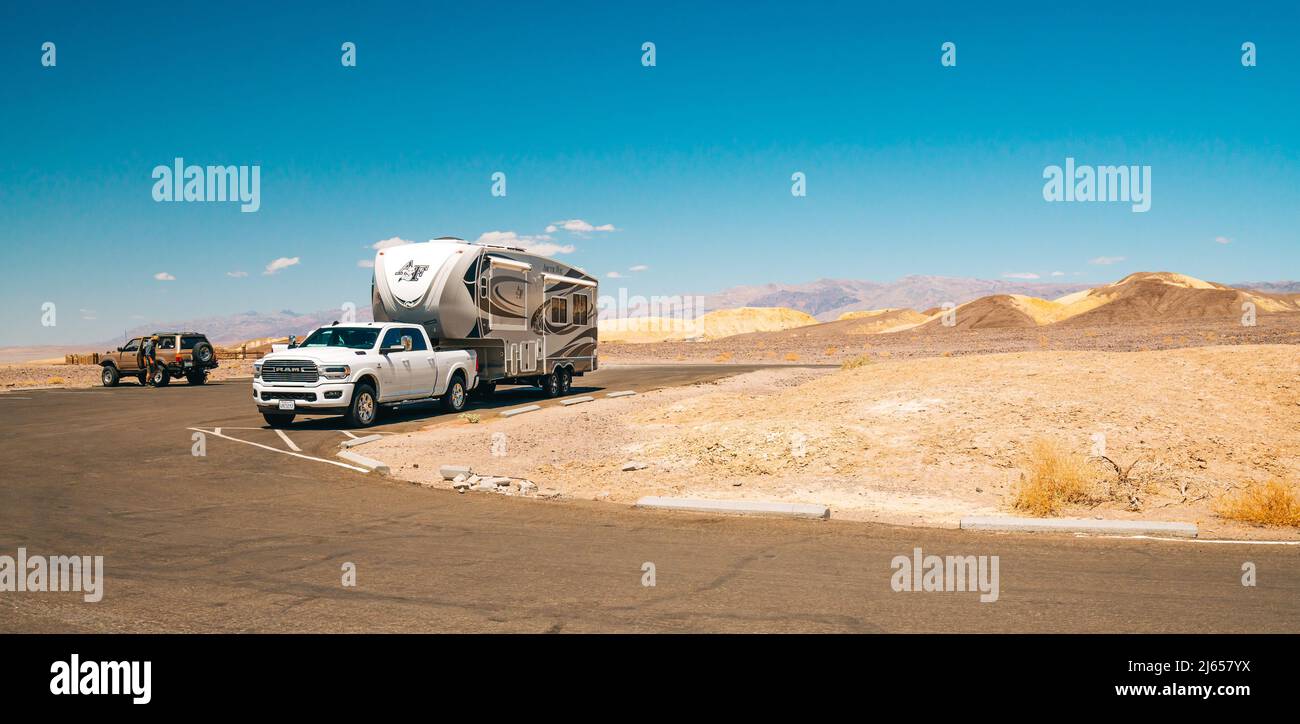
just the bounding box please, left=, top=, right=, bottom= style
left=1089, top=256, right=1127, bottom=265
left=372, top=237, right=413, bottom=250
left=1214, top=236, right=1233, bottom=245
left=629, top=264, right=649, bottom=272
left=79, top=308, right=97, bottom=320
left=1002, top=272, right=1040, bottom=280
left=226, top=270, right=248, bottom=278
left=606, top=271, right=623, bottom=279
left=545, top=219, right=617, bottom=234
left=357, top=259, right=375, bottom=269
left=1050, top=271, right=1065, bottom=277
left=263, top=257, right=301, bottom=275
left=154, top=272, right=175, bottom=281
left=475, top=231, right=574, bottom=256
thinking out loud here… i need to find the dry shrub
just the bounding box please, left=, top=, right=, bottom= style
left=46, top=377, right=66, bottom=385
left=1012, top=439, right=1099, bottom=516
left=783, top=352, right=800, bottom=362
left=841, top=354, right=872, bottom=370
left=823, top=347, right=838, bottom=356
left=1216, top=480, right=1300, bottom=527
left=1037, top=334, right=1049, bottom=350
left=713, top=351, right=733, bottom=363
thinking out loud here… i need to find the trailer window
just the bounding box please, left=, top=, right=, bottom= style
left=572, top=294, right=589, bottom=326
left=550, top=297, right=569, bottom=325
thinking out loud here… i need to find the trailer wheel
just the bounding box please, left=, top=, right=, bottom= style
left=101, top=365, right=120, bottom=387
left=441, top=373, right=467, bottom=413
left=558, top=367, right=572, bottom=395
left=540, top=371, right=560, bottom=398
left=186, top=370, right=208, bottom=385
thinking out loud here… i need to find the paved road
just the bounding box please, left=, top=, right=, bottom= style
left=1, top=365, right=1297, bottom=632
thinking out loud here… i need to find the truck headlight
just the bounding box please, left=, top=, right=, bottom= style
left=253, top=362, right=262, bottom=379
left=321, top=365, right=351, bottom=380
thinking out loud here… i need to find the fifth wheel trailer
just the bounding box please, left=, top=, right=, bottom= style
left=371, top=237, right=598, bottom=396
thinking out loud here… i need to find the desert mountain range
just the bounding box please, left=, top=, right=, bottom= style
left=601, top=272, right=1300, bottom=342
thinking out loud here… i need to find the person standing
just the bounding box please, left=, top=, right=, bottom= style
left=142, top=335, right=159, bottom=386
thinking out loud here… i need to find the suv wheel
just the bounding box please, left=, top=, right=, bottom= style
left=441, top=374, right=467, bottom=413
left=262, top=413, right=295, bottom=428
left=101, top=365, right=120, bottom=387
left=192, top=340, right=215, bottom=365
left=186, top=370, right=208, bottom=385
left=150, top=368, right=170, bottom=387
left=346, top=383, right=379, bottom=428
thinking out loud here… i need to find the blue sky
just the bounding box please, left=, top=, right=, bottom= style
left=2, top=0, right=1297, bottom=345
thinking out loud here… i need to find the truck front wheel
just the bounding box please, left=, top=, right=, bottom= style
left=346, top=384, right=379, bottom=428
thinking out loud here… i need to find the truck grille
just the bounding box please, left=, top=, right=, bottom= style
left=261, top=360, right=319, bottom=383
left=260, top=391, right=317, bottom=402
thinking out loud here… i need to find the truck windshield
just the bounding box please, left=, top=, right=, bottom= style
left=298, top=327, right=381, bottom=350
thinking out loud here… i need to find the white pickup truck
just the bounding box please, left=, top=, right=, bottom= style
left=253, top=322, right=478, bottom=428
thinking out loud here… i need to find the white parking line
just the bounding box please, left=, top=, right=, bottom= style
left=1101, top=535, right=1300, bottom=546
left=0, top=396, right=32, bottom=400
left=187, top=427, right=369, bottom=473
left=273, top=428, right=301, bottom=452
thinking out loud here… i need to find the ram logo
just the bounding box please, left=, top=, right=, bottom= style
left=395, top=260, right=430, bottom=283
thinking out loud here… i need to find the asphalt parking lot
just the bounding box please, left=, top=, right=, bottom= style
left=2, top=364, right=1298, bottom=633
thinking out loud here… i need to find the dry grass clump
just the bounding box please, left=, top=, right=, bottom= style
left=1012, top=439, right=1100, bottom=516
left=783, top=352, right=800, bottom=362
left=713, top=351, right=733, bottom=363
left=840, top=355, right=873, bottom=370
left=1216, top=480, right=1300, bottom=527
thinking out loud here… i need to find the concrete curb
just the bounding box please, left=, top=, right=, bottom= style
left=337, top=450, right=390, bottom=475
left=635, top=496, right=830, bottom=520
left=560, top=396, right=594, bottom=406
left=606, top=390, right=636, bottom=398
left=500, top=405, right=542, bottom=418
left=960, top=515, right=1198, bottom=538
left=339, top=434, right=383, bottom=449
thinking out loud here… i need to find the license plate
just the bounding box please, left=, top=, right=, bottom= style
left=278, top=400, right=296, bottom=411
left=184, top=360, right=193, bottom=367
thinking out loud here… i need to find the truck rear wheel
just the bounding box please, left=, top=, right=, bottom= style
left=101, top=365, right=120, bottom=387
left=346, top=383, right=379, bottom=428
left=186, top=370, right=208, bottom=385
left=441, top=373, right=467, bottom=413
left=149, top=368, right=170, bottom=387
